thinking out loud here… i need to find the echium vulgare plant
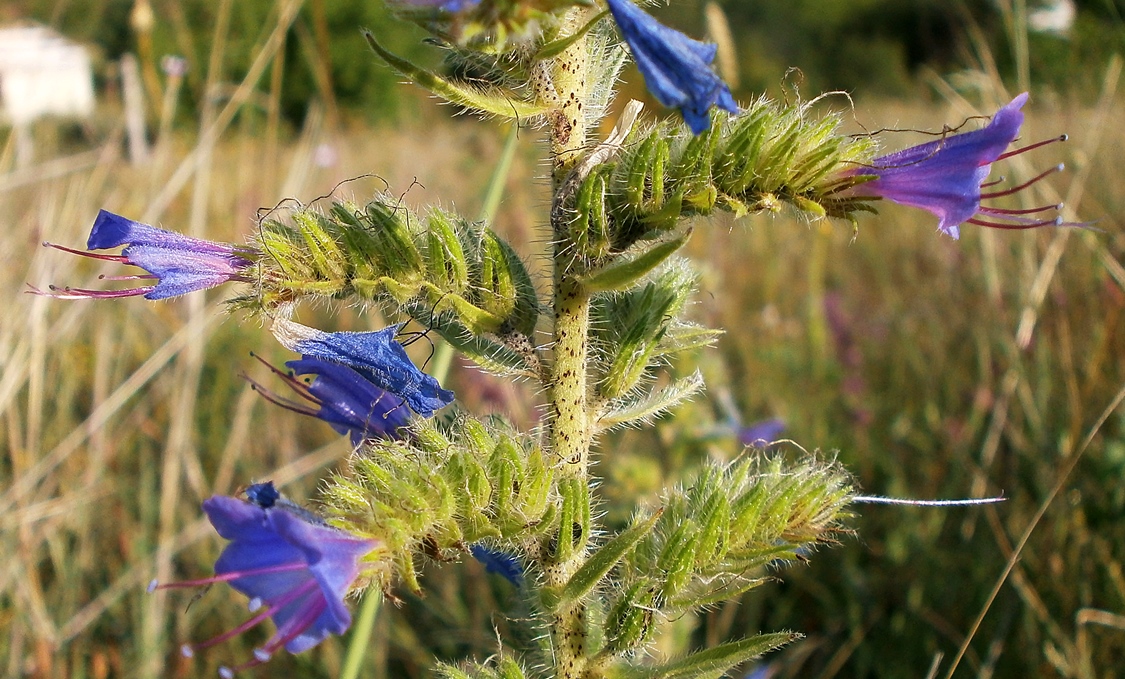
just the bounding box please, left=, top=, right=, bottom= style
left=35, top=0, right=1083, bottom=677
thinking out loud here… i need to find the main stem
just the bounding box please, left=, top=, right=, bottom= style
left=542, top=8, right=593, bottom=679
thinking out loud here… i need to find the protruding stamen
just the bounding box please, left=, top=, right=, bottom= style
left=147, top=579, right=159, bottom=594
left=981, top=203, right=1063, bottom=216
left=261, top=597, right=328, bottom=656
left=218, top=667, right=235, bottom=679
left=996, top=134, right=1068, bottom=161
left=181, top=644, right=194, bottom=658
left=185, top=606, right=275, bottom=653
left=248, top=597, right=263, bottom=613
left=248, top=353, right=320, bottom=405
left=28, top=285, right=154, bottom=300
left=966, top=216, right=1064, bottom=230
left=253, top=649, right=272, bottom=662
left=981, top=164, right=1064, bottom=199
left=98, top=273, right=158, bottom=281
left=241, top=376, right=322, bottom=418
left=42, top=241, right=129, bottom=263
left=150, top=561, right=307, bottom=590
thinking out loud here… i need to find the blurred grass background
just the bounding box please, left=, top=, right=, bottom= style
left=2, top=0, right=1125, bottom=678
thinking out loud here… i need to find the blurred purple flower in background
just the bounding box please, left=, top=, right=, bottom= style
left=606, top=0, right=738, bottom=134
left=37, top=210, right=253, bottom=300
left=738, top=418, right=786, bottom=448
left=246, top=354, right=411, bottom=445
left=151, top=490, right=376, bottom=676
left=847, top=93, right=1072, bottom=239
left=395, top=0, right=481, bottom=11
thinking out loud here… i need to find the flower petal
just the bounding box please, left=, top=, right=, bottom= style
left=272, top=319, right=454, bottom=418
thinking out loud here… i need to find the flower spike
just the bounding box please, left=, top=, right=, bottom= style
left=35, top=210, right=254, bottom=300
left=606, top=0, right=738, bottom=134
left=271, top=319, right=455, bottom=418
left=151, top=487, right=377, bottom=675
left=844, top=94, right=1080, bottom=239
left=245, top=354, right=411, bottom=445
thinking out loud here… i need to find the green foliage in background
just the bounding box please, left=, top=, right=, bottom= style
left=15, top=0, right=1125, bottom=123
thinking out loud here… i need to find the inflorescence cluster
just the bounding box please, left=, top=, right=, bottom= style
left=33, top=0, right=1079, bottom=676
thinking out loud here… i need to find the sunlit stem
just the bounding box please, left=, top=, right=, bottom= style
left=542, top=9, right=595, bottom=679
left=547, top=7, right=593, bottom=181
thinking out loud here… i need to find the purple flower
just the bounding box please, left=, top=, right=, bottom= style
left=607, top=0, right=738, bottom=134
left=848, top=94, right=1071, bottom=239
left=246, top=354, right=411, bottom=446
left=36, top=210, right=253, bottom=300
left=469, top=544, right=524, bottom=587
left=271, top=319, right=455, bottom=418
left=737, top=418, right=785, bottom=448
left=394, top=0, right=480, bottom=10
left=151, top=488, right=376, bottom=676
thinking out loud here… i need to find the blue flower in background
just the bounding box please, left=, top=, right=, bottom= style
left=849, top=93, right=1072, bottom=239
left=470, top=544, right=524, bottom=587
left=396, top=0, right=481, bottom=11
left=247, top=354, right=411, bottom=445
left=37, top=210, right=253, bottom=300
left=738, top=418, right=785, bottom=448
left=151, top=493, right=376, bottom=676
left=606, top=0, right=738, bottom=134
left=271, top=319, right=455, bottom=418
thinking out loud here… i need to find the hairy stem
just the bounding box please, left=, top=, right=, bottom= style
left=547, top=7, right=592, bottom=180
left=543, top=9, right=594, bottom=678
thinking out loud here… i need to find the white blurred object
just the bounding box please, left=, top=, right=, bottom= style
left=313, top=142, right=338, bottom=168
left=0, top=24, right=95, bottom=126
left=1029, top=0, right=1077, bottom=35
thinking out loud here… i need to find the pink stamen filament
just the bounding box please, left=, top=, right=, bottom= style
left=98, top=273, right=159, bottom=281
left=966, top=216, right=1063, bottom=230
left=980, top=203, right=1062, bottom=216
left=184, top=604, right=277, bottom=653
left=262, top=596, right=328, bottom=655
left=243, top=377, right=322, bottom=417
left=249, top=354, right=319, bottom=405
left=995, top=134, right=1067, bottom=161
left=182, top=579, right=320, bottom=655
left=153, top=562, right=308, bottom=590
left=42, top=241, right=131, bottom=263
left=37, top=285, right=155, bottom=299
left=214, top=589, right=328, bottom=674
left=981, top=164, right=1063, bottom=199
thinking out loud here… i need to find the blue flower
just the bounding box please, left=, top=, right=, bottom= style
left=848, top=94, right=1071, bottom=239
left=151, top=490, right=377, bottom=676
left=38, top=210, right=253, bottom=299
left=271, top=319, right=455, bottom=418
left=469, top=544, right=524, bottom=587
left=395, top=0, right=480, bottom=10
left=738, top=418, right=785, bottom=448
left=246, top=354, right=411, bottom=445
left=606, top=0, right=738, bottom=134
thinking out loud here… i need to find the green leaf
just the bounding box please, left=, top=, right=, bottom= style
left=598, top=371, right=706, bottom=429
left=364, top=31, right=547, bottom=120
left=533, top=9, right=610, bottom=60
left=545, top=511, right=662, bottom=611
left=578, top=230, right=691, bottom=293
left=622, top=633, right=799, bottom=679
